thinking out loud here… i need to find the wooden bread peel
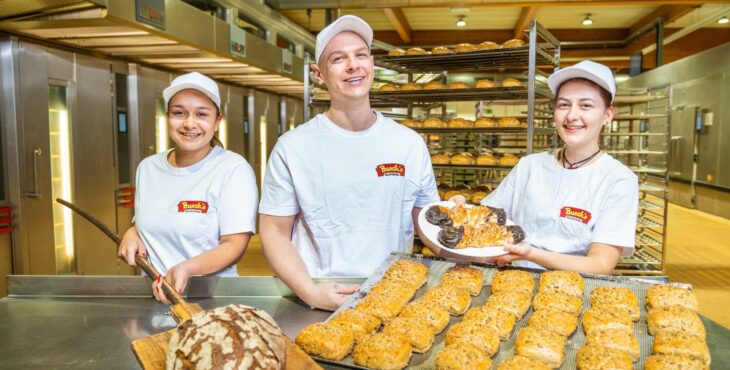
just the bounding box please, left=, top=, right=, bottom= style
left=56, top=198, right=321, bottom=370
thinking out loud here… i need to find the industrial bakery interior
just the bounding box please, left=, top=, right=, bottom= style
left=1, top=1, right=729, bottom=369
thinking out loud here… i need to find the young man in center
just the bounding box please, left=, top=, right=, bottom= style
left=259, top=15, right=439, bottom=311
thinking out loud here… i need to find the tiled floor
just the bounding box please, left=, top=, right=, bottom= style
left=238, top=203, right=730, bottom=327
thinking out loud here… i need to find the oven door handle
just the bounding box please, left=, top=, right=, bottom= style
left=25, top=147, right=42, bottom=198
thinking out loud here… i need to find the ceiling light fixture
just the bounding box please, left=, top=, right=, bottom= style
left=719, top=16, right=729, bottom=24
left=456, top=16, right=467, bottom=27
left=582, top=14, right=594, bottom=26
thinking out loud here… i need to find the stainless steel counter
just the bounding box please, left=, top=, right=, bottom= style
left=1, top=275, right=729, bottom=370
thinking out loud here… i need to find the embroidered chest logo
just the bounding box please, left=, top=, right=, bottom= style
left=560, top=206, right=591, bottom=224
left=177, top=200, right=209, bottom=214
left=375, top=163, right=406, bottom=177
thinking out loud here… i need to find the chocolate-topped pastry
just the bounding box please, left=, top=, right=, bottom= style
left=439, top=225, right=464, bottom=248
left=507, top=225, right=526, bottom=244
left=486, top=207, right=507, bottom=225
left=426, top=205, right=450, bottom=226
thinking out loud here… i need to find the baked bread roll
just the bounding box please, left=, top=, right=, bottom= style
left=474, top=117, right=497, bottom=127
left=590, top=286, right=640, bottom=321
left=422, top=284, right=472, bottom=316
left=398, top=300, right=450, bottom=334
left=445, top=322, right=500, bottom=357
left=440, top=265, right=484, bottom=296
left=436, top=343, right=492, bottom=370
left=383, top=259, right=430, bottom=289
left=355, top=294, right=407, bottom=323
left=485, top=290, right=532, bottom=320
left=366, top=279, right=417, bottom=307
left=379, top=84, right=399, bottom=92
left=295, top=322, right=354, bottom=361
left=469, top=191, right=489, bottom=204
left=501, top=78, right=522, bottom=87
left=448, top=81, right=470, bottom=90
left=586, top=328, right=640, bottom=362
left=405, top=47, right=427, bottom=55
left=532, top=291, right=582, bottom=316
left=400, top=119, right=421, bottom=128
left=352, top=332, right=412, bottom=370
left=167, top=304, right=286, bottom=370
left=478, top=41, right=500, bottom=50
left=528, top=308, right=579, bottom=337
left=475, top=79, right=495, bottom=88
left=423, top=117, right=446, bottom=127
left=388, top=48, right=406, bottom=56
left=502, top=38, right=527, bottom=48
left=476, top=153, right=497, bottom=166
left=576, top=345, right=633, bottom=370
left=644, top=354, right=709, bottom=370
left=498, top=116, right=521, bottom=127
left=498, top=153, right=520, bottom=167
left=646, top=284, right=699, bottom=312
left=538, top=271, right=585, bottom=297
left=648, top=306, right=706, bottom=338
left=400, top=82, right=422, bottom=91
left=455, top=43, right=477, bottom=52
left=491, top=270, right=535, bottom=295
left=653, top=332, right=711, bottom=366
left=514, top=326, right=566, bottom=368
left=432, top=46, right=453, bottom=54
left=443, top=189, right=468, bottom=201
left=462, top=305, right=516, bottom=340
left=424, top=81, right=446, bottom=90
left=582, top=308, right=633, bottom=335
left=431, top=153, right=451, bottom=165
left=382, top=317, right=435, bottom=353
left=329, top=309, right=381, bottom=334
left=447, top=117, right=473, bottom=128
left=450, top=153, right=475, bottom=165
left=496, top=356, right=551, bottom=370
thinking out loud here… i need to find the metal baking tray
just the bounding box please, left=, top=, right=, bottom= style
left=315, top=252, right=690, bottom=369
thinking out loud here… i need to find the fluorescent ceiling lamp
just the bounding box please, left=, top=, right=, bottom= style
left=719, top=16, right=729, bottom=24
left=456, top=16, right=466, bottom=27
left=582, top=14, right=593, bottom=26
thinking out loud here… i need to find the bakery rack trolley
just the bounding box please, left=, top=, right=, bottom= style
left=367, top=20, right=561, bottom=191
left=607, top=85, right=672, bottom=275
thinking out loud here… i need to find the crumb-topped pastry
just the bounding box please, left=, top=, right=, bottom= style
left=502, top=39, right=527, bottom=48
left=352, top=332, right=412, bottom=370
left=383, top=259, right=430, bottom=289
left=355, top=294, right=407, bottom=323
left=585, top=328, right=640, bottom=362
left=528, top=308, right=578, bottom=337
left=329, top=309, right=381, bottom=334
left=500, top=78, right=522, bottom=87
left=423, top=117, right=447, bottom=127
left=486, top=290, right=532, bottom=319
left=445, top=322, right=500, bottom=357
left=497, top=116, right=522, bottom=127
left=382, top=317, right=435, bottom=353
left=432, top=46, right=452, bottom=54
left=424, top=81, right=446, bottom=90
left=400, top=83, right=422, bottom=91
left=475, top=79, right=495, bottom=88
left=646, top=284, right=699, bottom=312
left=295, top=322, right=354, bottom=361
left=405, top=47, right=426, bottom=55
left=496, top=356, right=551, bottom=370
left=431, top=153, right=451, bottom=165
left=441, top=265, right=485, bottom=296
left=379, top=84, right=399, bottom=92
left=400, top=118, right=421, bottom=128
left=538, top=271, right=585, bottom=298
left=590, top=286, right=640, bottom=321
left=576, top=345, right=632, bottom=370
left=366, top=278, right=417, bottom=305
left=644, top=354, right=709, bottom=370
left=388, top=48, right=406, bottom=56
left=447, top=117, right=473, bottom=128
left=448, top=81, right=470, bottom=89
left=462, top=305, right=516, bottom=340
left=398, top=300, right=451, bottom=334
left=498, top=153, right=520, bottom=167
left=514, top=326, right=566, bottom=368
left=647, top=306, right=706, bottom=338
left=532, top=291, right=582, bottom=316
left=478, top=41, right=500, bottom=50
left=492, top=270, right=535, bottom=295
left=476, top=153, right=498, bottom=166
left=450, top=152, right=475, bottom=165
left=582, top=308, right=633, bottom=335
left=455, top=43, right=477, bottom=52
left=652, top=332, right=711, bottom=366
left=422, top=284, right=472, bottom=315
left=436, top=343, right=492, bottom=370
left=470, top=191, right=489, bottom=204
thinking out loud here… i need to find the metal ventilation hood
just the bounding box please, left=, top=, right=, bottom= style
left=0, top=0, right=304, bottom=97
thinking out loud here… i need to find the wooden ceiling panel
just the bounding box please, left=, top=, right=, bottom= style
left=671, top=4, right=730, bottom=28
left=403, top=7, right=521, bottom=30
left=535, top=5, right=658, bottom=29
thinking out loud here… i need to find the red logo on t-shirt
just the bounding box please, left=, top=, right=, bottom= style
left=177, top=200, right=209, bottom=213
left=375, top=163, right=406, bottom=177
left=560, top=206, right=591, bottom=224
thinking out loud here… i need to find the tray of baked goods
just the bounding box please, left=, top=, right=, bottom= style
left=399, top=116, right=555, bottom=136
left=296, top=253, right=710, bottom=370
left=370, top=82, right=552, bottom=103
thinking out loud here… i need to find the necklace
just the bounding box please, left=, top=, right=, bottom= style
left=562, top=147, right=602, bottom=169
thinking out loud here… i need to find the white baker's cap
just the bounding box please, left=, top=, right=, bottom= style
left=547, top=60, right=616, bottom=103
left=163, top=72, right=221, bottom=110
left=315, top=15, right=373, bottom=64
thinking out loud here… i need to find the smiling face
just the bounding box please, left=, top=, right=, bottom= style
left=311, top=31, right=373, bottom=103
left=167, top=89, right=221, bottom=156
left=553, top=79, right=614, bottom=151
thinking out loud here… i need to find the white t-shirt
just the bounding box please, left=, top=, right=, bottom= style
left=259, top=112, right=440, bottom=277
left=134, top=146, right=258, bottom=276
left=483, top=151, right=638, bottom=270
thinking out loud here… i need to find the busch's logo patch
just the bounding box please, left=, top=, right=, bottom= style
left=560, top=206, right=591, bottom=224
left=375, top=163, right=406, bottom=177
left=177, top=200, right=209, bottom=213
